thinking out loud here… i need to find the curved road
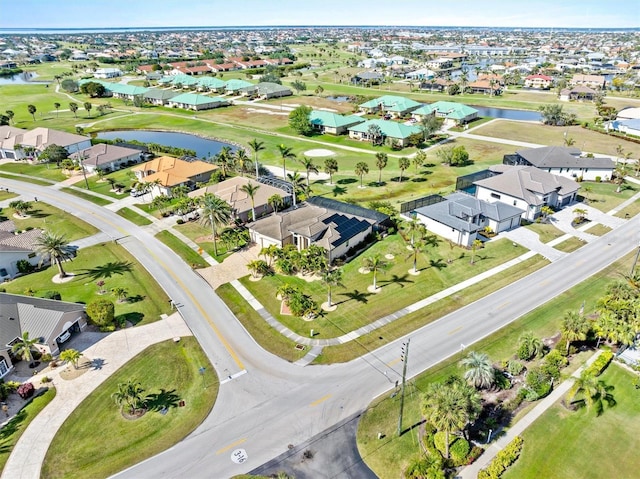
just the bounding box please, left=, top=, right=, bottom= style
left=2, top=177, right=638, bottom=478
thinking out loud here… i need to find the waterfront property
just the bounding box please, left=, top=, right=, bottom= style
left=309, top=110, right=364, bottom=135
left=132, top=156, right=218, bottom=195
left=348, top=119, right=421, bottom=147
left=358, top=95, right=422, bottom=118
left=69, top=143, right=143, bottom=173
left=412, top=101, right=478, bottom=126
left=166, top=93, right=230, bottom=111
left=0, top=126, right=91, bottom=160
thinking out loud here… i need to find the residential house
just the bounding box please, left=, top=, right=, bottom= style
left=569, top=74, right=607, bottom=89
left=412, top=101, right=478, bottom=126
left=405, top=68, right=436, bottom=81
left=503, top=146, right=614, bottom=181
left=426, top=58, right=453, bottom=70
left=0, top=293, right=87, bottom=378
left=106, top=83, right=149, bottom=101
left=524, top=74, right=553, bottom=89
left=0, top=222, right=44, bottom=280
left=189, top=177, right=292, bottom=223
left=132, top=156, right=218, bottom=196
left=0, top=127, right=91, bottom=160
left=238, top=82, right=292, bottom=99
left=411, top=192, right=523, bottom=247
left=247, top=196, right=389, bottom=261
left=309, top=110, right=364, bottom=135
left=358, top=95, right=422, bottom=118
left=606, top=118, right=640, bottom=138
left=474, top=165, right=580, bottom=221
left=69, top=143, right=142, bottom=173
left=348, top=119, right=421, bottom=147
left=419, top=78, right=454, bottom=92
left=167, top=93, right=230, bottom=111
left=559, top=85, right=598, bottom=102
left=225, top=79, right=254, bottom=94
left=94, top=68, right=122, bottom=79
left=351, top=71, right=384, bottom=85
left=143, top=88, right=180, bottom=106
left=467, top=79, right=503, bottom=96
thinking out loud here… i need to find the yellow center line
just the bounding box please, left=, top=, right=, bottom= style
left=386, top=357, right=401, bottom=367
left=448, top=326, right=463, bottom=335
left=497, top=301, right=510, bottom=310
left=310, top=394, right=331, bottom=407
left=216, top=438, right=246, bottom=455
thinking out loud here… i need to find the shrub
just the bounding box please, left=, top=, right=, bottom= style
left=507, top=360, right=524, bottom=376
left=584, top=350, right=614, bottom=377
left=41, top=376, right=52, bottom=383
left=516, top=342, right=532, bottom=361
left=16, top=259, right=35, bottom=274
left=541, top=349, right=568, bottom=380
left=467, top=445, right=485, bottom=465
left=86, top=298, right=116, bottom=331
left=478, top=436, right=524, bottom=479
left=40, top=353, right=53, bottom=362
left=494, top=373, right=511, bottom=390
left=176, top=218, right=185, bottom=225
left=595, top=176, right=601, bottom=183
left=42, top=290, right=61, bottom=300
left=525, top=366, right=552, bottom=399
left=17, top=382, right=35, bottom=399
left=449, top=437, right=471, bottom=465
left=5, top=381, right=20, bottom=393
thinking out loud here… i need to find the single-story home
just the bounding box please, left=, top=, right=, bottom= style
left=358, top=95, right=423, bottom=118
left=0, top=126, right=91, bottom=160
left=69, top=143, right=143, bottom=173
left=474, top=165, right=580, bottom=221
left=524, top=74, right=553, bottom=89
left=466, top=79, right=503, bottom=96
left=405, top=68, right=436, bottom=81
left=248, top=196, right=389, bottom=261
left=348, top=119, right=421, bottom=147
left=309, top=110, right=365, bottom=135
left=426, top=58, right=454, bottom=70
left=0, top=222, right=44, bottom=280
left=225, top=79, right=254, bottom=94
left=167, top=93, right=230, bottom=111
left=503, top=146, right=614, bottom=181
left=351, top=71, right=384, bottom=85
left=196, top=77, right=227, bottom=93
left=143, top=88, right=180, bottom=106
left=239, top=82, right=292, bottom=99
left=606, top=118, right=640, bottom=138
left=106, top=83, right=149, bottom=101
left=0, top=293, right=87, bottom=378
left=188, top=176, right=292, bottom=223
left=569, top=74, right=607, bottom=89
left=411, top=192, right=523, bottom=247
left=94, top=68, right=122, bottom=79
left=559, top=85, right=598, bottom=102
left=133, top=156, right=218, bottom=196
left=412, top=101, right=478, bottom=125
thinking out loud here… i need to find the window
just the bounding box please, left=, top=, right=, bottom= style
left=0, top=357, right=9, bottom=377
left=28, top=253, right=36, bottom=258
left=490, top=193, right=501, bottom=200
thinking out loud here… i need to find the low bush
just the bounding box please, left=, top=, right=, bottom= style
left=507, top=360, right=524, bottom=376
left=584, top=350, right=614, bottom=377
left=525, top=366, right=552, bottom=400
left=449, top=437, right=471, bottom=466
left=40, top=353, right=53, bottom=362
left=478, top=436, right=524, bottom=479
left=42, top=290, right=61, bottom=300
left=17, top=382, right=35, bottom=399
left=541, top=349, right=568, bottom=380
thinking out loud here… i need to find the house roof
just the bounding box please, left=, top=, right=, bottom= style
left=133, top=156, right=217, bottom=187
left=515, top=146, right=614, bottom=170
left=0, top=293, right=84, bottom=351
left=143, top=89, right=180, bottom=101
left=475, top=166, right=580, bottom=205
left=413, top=101, right=478, bottom=120
left=240, top=82, right=292, bottom=95
left=168, top=93, right=228, bottom=106
left=309, top=110, right=364, bottom=129
left=359, top=95, right=422, bottom=112
left=0, top=228, right=43, bottom=252
left=5, top=127, right=87, bottom=152
left=69, top=143, right=141, bottom=168
left=348, top=119, right=421, bottom=139
left=225, top=79, right=253, bottom=91
left=188, top=177, right=291, bottom=214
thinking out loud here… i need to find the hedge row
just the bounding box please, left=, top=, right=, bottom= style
left=478, top=436, right=524, bottom=479
left=584, top=350, right=614, bottom=377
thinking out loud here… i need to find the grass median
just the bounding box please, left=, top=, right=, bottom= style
left=155, top=230, right=208, bottom=269
left=116, top=206, right=153, bottom=226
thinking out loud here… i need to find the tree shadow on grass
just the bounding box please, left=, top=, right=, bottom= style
left=331, top=185, right=347, bottom=197
left=411, top=177, right=428, bottom=182
left=126, top=294, right=145, bottom=304
left=429, top=258, right=448, bottom=270
left=379, top=273, right=414, bottom=288
left=336, top=178, right=357, bottom=185
left=145, top=389, right=181, bottom=412
left=0, top=410, right=27, bottom=440
left=116, top=312, right=144, bottom=326
left=77, top=261, right=133, bottom=280
left=336, top=289, right=371, bottom=305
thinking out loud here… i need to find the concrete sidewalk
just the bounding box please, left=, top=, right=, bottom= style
left=458, top=350, right=603, bottom=479
left=2, top=314, right=192, bottom=479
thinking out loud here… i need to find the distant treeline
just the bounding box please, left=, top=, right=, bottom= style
left=92, top=138, right=196, bottom=158
left=0, top=67, right=23, bottom=77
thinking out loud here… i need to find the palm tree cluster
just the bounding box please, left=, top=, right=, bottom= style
left=260, top=244, right=328, bottom=277
left=112, top=380, right=147, bottom=416
left=593, top=278, right=640, bottom=348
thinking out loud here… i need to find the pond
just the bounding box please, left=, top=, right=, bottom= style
left=0, top=71, right=46, bottom=85
left=94, top=130, right=237, bottom=159
left=472, top=106, right=542, bottom=122
left=326, top=96, right=351, bottom=102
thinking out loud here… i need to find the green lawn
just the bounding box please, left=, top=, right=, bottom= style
left=12, top=202, right=99, bottom=240
left=615, top=200, right=640, bottom=219
left=172, top=221, right=236, bottom=262
left=356, top=252, right=636, bottom=479
left=583, top=223, right=612, bottom=236
left=0, top=190, right=18, bottom=201
left=0, top=389, right=56, bottom=475
left=41, top=337, right=218, bottom=479
left=116, top=207, right=153, bottom=226
left=59, top=187, right=112, bottom=206
left=155, top=230, right=208, bottom=269
left=525, top=222, right=565, bottom=243
left=0, top=162, right=65, bottom=182
left=240, top=235, right=526, bottom=339
left=0, top=172, right=51, bottom=185
left=80, top=167, right=138, bottom=198
left=579, top=181, right=638, bottom=213
left=2, top=242, right=171, bottom=326
left=553, top=236, right=585, bottom=253
left=503, top=363, right=640, bottom=479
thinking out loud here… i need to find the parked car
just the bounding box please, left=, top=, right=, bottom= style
left=130, top=189, right=143, bottom=197
left=57, top=330, right=71, bottom=343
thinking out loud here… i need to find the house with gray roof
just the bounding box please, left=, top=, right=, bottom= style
left=143, top=88, right=180, bottom=106
left=69, top=143, right=142, bottom=173
left=239, top=82, right=292, bottom=99
left=309, top=110, right=364, bottom=135
left=412, top=192, right=523, bottom=247
left=248, top=196, right=388, bottom=261
left=0, top=127, right=91, bottom=160
left=412, top=101, right=478, bottom=125
left=0, top=222, right=44, bottom=280
left=0, top=293, right=86, bottom=378
left=504, top=146, right=614, bottom=181
left=474, top=165, right=580, bottom=221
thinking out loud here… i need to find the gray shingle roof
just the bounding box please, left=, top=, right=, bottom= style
left=516, top=146, right=614, bottom=169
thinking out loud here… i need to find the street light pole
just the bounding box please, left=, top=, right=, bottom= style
left=397, top=338, right=410, bottom=436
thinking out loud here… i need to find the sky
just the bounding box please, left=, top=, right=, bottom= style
left=1, top=0, right=638, bottom=29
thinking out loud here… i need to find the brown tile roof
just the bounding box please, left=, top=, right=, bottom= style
left=133, top=156, right=217, bottom=187
left=0, top=228, right=43, bottom=252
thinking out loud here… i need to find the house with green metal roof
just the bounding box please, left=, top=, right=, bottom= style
left=225, top=79, right=254, bottom=93
left=143, top=88, right=180, bottom=106
left=104, top=83, right=149, bottom=101
left=239, top=82, right=293, bottom=99
left=309, top=110, right=364, bottom=135
left=348, top=119, right=421, bottom=147
left=358, top=95, right=423, bottom=118
left=412, top=101, right=479, bottom=125
left=197, top=77, right=227, bottom=93
left=167, top=93, right=230, bottom=111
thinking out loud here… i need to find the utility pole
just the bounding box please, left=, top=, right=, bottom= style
left=397, top=338, right=410, bottom=436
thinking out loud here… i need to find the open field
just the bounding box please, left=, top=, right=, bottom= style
left=578, top=180, right=638, bottom=213
left=41, top=337, right=218, bottom=479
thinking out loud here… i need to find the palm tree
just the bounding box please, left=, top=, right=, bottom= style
left=375, top=152, right=388, bottom=185
left=111, top=287, right=128, bottom=303
left=403, top=216, right=424, bottom=247
left=60, top=348, right=83, bottom=369
left=240, top=182, right=260, bottom=222
left=112, top=380, right=147, bottom=415
left=413, top=150, right=427, bottom=174
left=69, top=102, right=78, bottom=118
left=198, top=193, right=232, bottom=257
left=34, top=231, right=75, bottom=278
left=216, top=146, right=235, bottom=177
left=398, top=157, right=410, bottom=182
left=517, top=331, right=544, bottom=360
left=299, top=156, right=318, bottom=190
left=268, top=194, right=284, bottom=215
left=27, top=104, right=37, bottom=121
left=562, top=310, right=590, bottom=355
left=54, top=102, right=61, bottom=118
left=287, top=171, right=307, bottom=198
left=248, top=139, right=265, bottom=178
left=614, top=162, right=628, bottom=193
left=235, top=149, right=252, bottom=176
left=355, top=161, right=369, bottom=187
left=259, top=244, right=279, bottom=267
left=582, top=185, right=593, bottom=203
left=5, top=110, right=14, bottom=124
left=567, top=372, right=616, bottom=416
left=363, top=254, right=389, bottom=291
left=460, top=351, right=495, bottom=389
left=11, top=332, right=39, bottom=367
left=408, top=238, right=425, bottom=274
left=247, top=259, right=269, bottom=279
left=470, top=239, right=483, bottom=265
left=324, top=157, right=338, bottom=185
left=321, top=268, right=344, bottom=308
left=277, top=144, right=296, bottom=179
left=9, top=200, right=31, bottom=217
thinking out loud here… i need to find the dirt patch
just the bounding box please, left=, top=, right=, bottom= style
left=280, top=301, right=292, bottom=316
left=59, top=357, right=93, bottom=381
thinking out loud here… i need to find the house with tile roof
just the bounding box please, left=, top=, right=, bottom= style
left=0, top=293, right=87, bottom=378
left=359, top=95, right=422, bottom=118
left=248, top=196, right=389, bottom=261
left=348, top=119, right=421, bottom=147
left=189, top=177, right=292, bottom=223
left=412, top=101, right=478, bottom=125
left=309, top=110, right=364, bottom=135
left=0, top=126, right=91, bottom=160
left=0, top=221, right=44, bottom=280
left=559, top=85, right=598, bottom=102
left=68, top=143, right=142, bottom=173
left=467, top=79, right=503, bottom=96
left=133, top=156, right=218, bottom=196
left=504, top=146, right=614, bottom=181
left=412, top=192, right=523, bottom=247
left=524, top=74, right=554, bottom=89
left=474, top=165, right=580, bottom=221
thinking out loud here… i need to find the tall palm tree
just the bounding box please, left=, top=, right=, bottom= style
left=355, top=161, right=369, bottom=188
left=460, top=351, right=495, bottom=389
left=240, top=182, right=260, bottom=222
left=561, top=310, right=590, bottom=355
left=248, top=139, right=265, bottom=178
left=11, top=332, right=39, bottom=367
left=267, top=194, right=284, bottom=215
left=299, top=156, right=319, bottom=190
left=235, top=149, right=252, bottom=176
left=54, top=102, right=61, bottom=118
left=324, top=157, right=338, bottom=185
left=398, top=157, right=410, bottom=182
left=277, top=144, right=297, bottom=179
left=69, top=102, right=78, bottom=118
left=321, top=268, right=344, bottom=308
left=216, top=146, right=235, bottom=177
left=34, top=231, right=75, bottom=278
left=567, top=372, right=616, bottom=416
left=403, top=216, right=424, bottom=247
left=413, top=150, right=427, bottom=174
left=27, top=104, right=37, bottom=121
left=375, top=152, right=388, bottom=185
left=363, top=254, right=389, bottom=290
left=198, top=193, right=232, bottom=256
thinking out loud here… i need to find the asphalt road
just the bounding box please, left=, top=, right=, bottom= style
left=3, top=178, right=638, bottom=479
